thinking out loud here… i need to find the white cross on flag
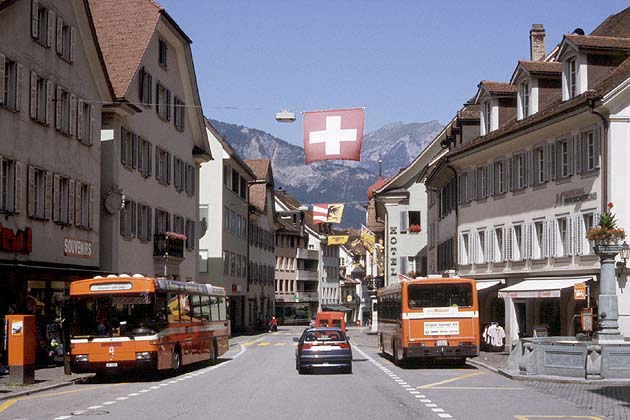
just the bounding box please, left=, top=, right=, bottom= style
left=303, top=108, right=364, bottom=164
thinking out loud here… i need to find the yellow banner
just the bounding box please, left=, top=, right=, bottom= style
left=361, top=225, right=375, bottom=253
left=327, top=235, right=349, bottom=245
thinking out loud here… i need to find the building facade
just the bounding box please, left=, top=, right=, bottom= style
left=199, top=120, right=253, bottom=334
left=90, top=0, right=211, bottom=281
left=0, top=0, right=112, bottom=331
left=245, top=159, right=277, bottom=331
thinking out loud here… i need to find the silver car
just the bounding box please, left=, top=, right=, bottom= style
left=294, top=327, right=352, bottom=374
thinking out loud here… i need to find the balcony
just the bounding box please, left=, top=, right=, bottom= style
left=296, top=248, right=318, bottom=260
left=276, top=291, right=319, bottom=303
left=296, top=269, right=318, bottom=281
left=153, top=233, right=184, bottom=258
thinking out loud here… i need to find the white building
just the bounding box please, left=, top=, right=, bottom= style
left=199, top=120, right=254, bottom=333
left=90, top=0, right=211, bottom=281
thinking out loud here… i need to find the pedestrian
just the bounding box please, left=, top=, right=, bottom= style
left=268, top=316, right=278, bottom=332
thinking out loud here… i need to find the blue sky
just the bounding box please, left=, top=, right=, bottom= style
left=160, top=1, right=630, bottom=146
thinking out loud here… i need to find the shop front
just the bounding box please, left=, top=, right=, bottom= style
left=498, top=276, right=597, bottom=349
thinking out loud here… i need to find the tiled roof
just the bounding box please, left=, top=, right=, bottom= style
left=518, top=60, right=562, bottom=74
left=594, top=55, right=630, bottom=96
left=457, top=109, right=480, bottom=121
left=479, top=81, right=517, bottom=96
left=245, top=159, right=272, bottom=213
left=245, top=159, right=270, bottom=180
left=88, top=0, right=162, bottom=99
left=564, top=34, right=630, bottom=50
left=590, top=7, right=630, bottom=38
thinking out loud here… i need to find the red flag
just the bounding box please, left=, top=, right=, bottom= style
left=312, top=204, right=329, bottom=224
left=303, top=108, right=364, bottom=164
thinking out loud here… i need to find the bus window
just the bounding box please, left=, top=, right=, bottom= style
left=167, top=293, right=180, bottom=323
left=180, top=294, right=192, bottom=323
left=210, top=297, right=219, bottom=321
left=218, top=297, right=227, bottom=321
left=407, top=283, right=473, bottom=309
left=190, top=295, right=203, bottom=322
left=200, top=295, right=211, bottom=321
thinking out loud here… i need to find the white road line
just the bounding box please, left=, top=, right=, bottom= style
left=102, top=401, right=116, bottom=405
left=116, top=397, right=128, bottom=401
left=426, top=403, right=438, bottom=407
left=139, top=389, right=150, bottom=393
left=420, top=399, right=432, bottom=403
left=53, top=416, right=72, bottom=420
left=438, top=414, right=453, bottom=418
left=127, top=393, right=140, bottom=397
left=87, top=405, right=103, bottom=409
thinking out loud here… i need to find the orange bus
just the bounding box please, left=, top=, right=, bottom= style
left=69, top=275, right=230, bottom=374
left=377, top=275, right=479, bottom=365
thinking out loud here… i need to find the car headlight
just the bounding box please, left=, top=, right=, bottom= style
left=136, top=351, right=152, bottom=360
left=75, top=354, right=89, bottom=362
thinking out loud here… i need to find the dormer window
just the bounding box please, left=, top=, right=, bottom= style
left=568, top=58, right=577, bottom=98
left=481, top=101, right=491, bottom=135
left=518, top=81, right=530, bottom=120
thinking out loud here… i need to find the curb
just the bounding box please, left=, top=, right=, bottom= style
left=0, top=376, right=89, bottom=402
left=466, top=358, right=500, bottom=374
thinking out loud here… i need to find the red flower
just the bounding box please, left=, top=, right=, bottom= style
left=608, top=202, right=614, bottom=209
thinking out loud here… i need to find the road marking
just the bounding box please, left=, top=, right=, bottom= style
left=257, top=342, right=271, bottom=347
left=88, top=405, right=103, bottom=409
left=514, top=417, right=604, bottom=419
left=429, top=386, right=523, bottom=390
left=275, top=343, right=286, bottom=346
left=0, top=399, right=16, bottom=412
left=418, top=371, right=485, bottom=388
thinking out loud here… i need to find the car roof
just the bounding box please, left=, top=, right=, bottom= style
left=304, top=327, right=344, bottom=332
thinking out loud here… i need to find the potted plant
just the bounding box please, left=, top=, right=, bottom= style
left=587, top=202, right=626, bottom=247
left=408, top=224, right=421, bottom=233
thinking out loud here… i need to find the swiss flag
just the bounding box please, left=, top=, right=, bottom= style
left=303, top=108, right=364, bottom=164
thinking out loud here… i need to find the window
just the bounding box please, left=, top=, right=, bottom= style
left=28, top=166, right=49, bottom=219
left=240, top=177, right=247, bottom=199
left=519, top=81, right=530, bottom=119
left=459, top=232, right=470, bottom=265
left=231, top=169, right=239, bottom=194
left=513, top=153, right=527, bottom=190
left=439, top=177, right=456, bottom=219
left=185, top=163, right=195, bottom=196
left=76, top=99, right=94, bottom=146
left=55, top=86, right=73, bottom=135
left=158, top=39, right=168, bottom=68
left=154, top=208, right=170, bottom=234
left=30, top=72, right=51, bottom=124
left=31, top=2, right=53, bottom=47
left=223, top=250, right=229, bottom=275
left=567, top=58, right=577, bottom=99
left=138, top=67, right=152, bottom=107
left=174, top=156, right=184, bottom=192
left=476, top=229, right=485, bottom=264
left=495, top=160, right=506, bottom=194
left=476, top=166, right=487, bottom=199
left=581, top=212, right=595, bottom=255
left=53, top=175, right=70, bottom=224
left=137, top=203, right=152, bottom=241
left=185, top=218, right=195, bottom=250
left=0, top=157, right=21, bottom=213
left=557, top=217, right=570, bottom=257
left=512, top=224, right=523, bottom=261
left=120, top=128, right=137, bottom=169
left=174, top=96, right=185, bottom=132
left=155, top=146, right=170, bottom=184
left=533, top=146, right=545, bottom=185
left=0, top=55, right=23, bottom=111
left=533, top=221, right=545, bottom=260
left=155, top=82, right=171, bottom=121
left=582, top=130, right=598, bottom=172
left=55, top=17, right=75, bottom=62
left=120, top=199, right=136, bottom=238
left=137, top=137, right=152, bottom=178
left=173, top=214, right=185, bottom=236
left=494, top=227, right=504, bottom=262
left=76, top=182, right=92, bottom=228
left=482, top=100, right=491, bottom=135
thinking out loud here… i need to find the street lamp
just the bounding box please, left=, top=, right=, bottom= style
left=619, top=241, right=630, bottom=275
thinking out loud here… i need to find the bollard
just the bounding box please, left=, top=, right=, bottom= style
left=6, top=315, right=36, bottom=384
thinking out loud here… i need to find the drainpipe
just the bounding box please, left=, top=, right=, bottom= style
left=589, top=98, right=609, bottom=212
left=446, top=162, right=459, bottom=274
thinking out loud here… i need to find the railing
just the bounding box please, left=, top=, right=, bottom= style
left=153, top=233, right=184, bottom=258
left=275, top=291, right=319, bottom=302
left=296, top=248, right=318, bottom=260
left=296, top=269, right=318, bottom=281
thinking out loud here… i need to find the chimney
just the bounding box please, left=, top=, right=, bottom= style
left=530, top=24, right=546, bottom=61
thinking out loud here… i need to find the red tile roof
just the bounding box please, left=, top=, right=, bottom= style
left=590, top=7, right=630, bottom=38
left=88, top=0, right=162, bottom=99
left=518, top=60, right=562, bottom=74
left=478, top=81, right=517, bottom=96
left=564, top=34, right=630, bottom=50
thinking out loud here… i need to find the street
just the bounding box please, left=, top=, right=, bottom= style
left=0, top=327, right=608, bottom=420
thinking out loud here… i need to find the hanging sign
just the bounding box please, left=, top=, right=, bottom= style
left=574, top=283, right=587, bottom=300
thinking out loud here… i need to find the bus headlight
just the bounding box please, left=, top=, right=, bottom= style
left=75, top=354, right=89, bottom=362
left=136, top=352, right=152, bottom=360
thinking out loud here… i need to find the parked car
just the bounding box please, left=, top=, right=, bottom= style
left=294, top=327, right=352, bottom=374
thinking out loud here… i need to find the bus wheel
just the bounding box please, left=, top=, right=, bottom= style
left=393, top=342, right=403, bottom=366
left=172, top=349, right=182, bottom=371
left=378, top=334, right=385, bottom=354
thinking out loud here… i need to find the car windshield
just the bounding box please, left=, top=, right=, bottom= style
left=304, top=330, right=346, bottom=342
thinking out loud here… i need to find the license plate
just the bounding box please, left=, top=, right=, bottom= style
left=437, top=340, right=448, bottom=346
left=318, top=346, right=332, bottom=351
left=106, top=362, right=118, bottom=368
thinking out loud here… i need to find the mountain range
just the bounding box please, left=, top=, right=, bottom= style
left=210, top=119, right=443, bottom=228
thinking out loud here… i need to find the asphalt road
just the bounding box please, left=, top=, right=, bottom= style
left=0, top=326, right=608, bottom=420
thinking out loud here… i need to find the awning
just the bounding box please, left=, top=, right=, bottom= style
left=475, top=279, right=504, bottom=291
left=322, top=305, right=353, bottom=312
left=498, top=276, right=595, bottom=299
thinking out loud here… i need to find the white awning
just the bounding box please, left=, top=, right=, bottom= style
left=475, top=279, right=504, bottom=291
left=498, top=276, right=595, bottom=299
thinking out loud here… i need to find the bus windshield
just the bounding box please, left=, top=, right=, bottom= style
left=71, top=294, right=162, bottom=338
left=407, top=283, right=473, bottom=309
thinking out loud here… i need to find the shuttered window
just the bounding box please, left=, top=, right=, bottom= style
left=0, top=157, right=21, bottom=214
